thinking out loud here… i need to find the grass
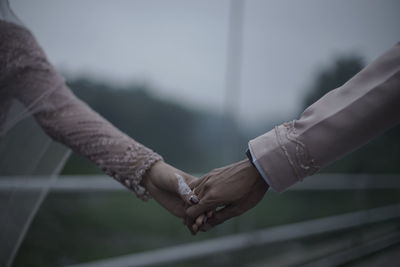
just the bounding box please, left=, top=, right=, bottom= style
left=13, top=189, right=400, bottom=267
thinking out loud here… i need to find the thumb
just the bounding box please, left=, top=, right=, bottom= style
left=175, top=173, right=199, bottom=205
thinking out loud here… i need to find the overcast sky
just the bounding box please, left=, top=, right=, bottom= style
left=11, top=0, right=400, bottom=127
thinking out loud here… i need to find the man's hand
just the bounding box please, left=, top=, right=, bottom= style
left=186, top=159, right=269, bottom=233
left=142, top=161, right=199, bottom=219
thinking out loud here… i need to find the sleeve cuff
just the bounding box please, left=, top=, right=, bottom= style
left=248, top=125, right=308, bottom=193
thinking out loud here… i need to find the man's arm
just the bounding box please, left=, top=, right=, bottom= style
left=249, top=43, right=400, bottom=192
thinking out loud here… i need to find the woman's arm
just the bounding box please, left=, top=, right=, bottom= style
left=0, top=20, right=198, bottom=216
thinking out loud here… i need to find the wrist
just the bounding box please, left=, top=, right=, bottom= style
left=245, top=149, right=262, bottom=177
left=142, top=160, right=166, bottom=188
left=243, top=159, right=262, bottom=179
left=245, top=149, right=269, bottom=186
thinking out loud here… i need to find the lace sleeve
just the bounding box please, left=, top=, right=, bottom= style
left=0, top=20, right=162, bottom=200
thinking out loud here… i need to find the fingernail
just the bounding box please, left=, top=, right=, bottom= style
left=190, top=195, right=199, bottom=204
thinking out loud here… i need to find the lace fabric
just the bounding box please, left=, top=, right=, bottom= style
left=0, top=19, right=162, bottom=266
left=1, top=20, right=163, bottom=199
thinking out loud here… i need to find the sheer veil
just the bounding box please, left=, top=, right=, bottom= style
left=0, top=1, right=71, bottom=266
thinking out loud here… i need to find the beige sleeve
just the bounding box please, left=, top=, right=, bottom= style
left=249, top=43, right=400, bottom=192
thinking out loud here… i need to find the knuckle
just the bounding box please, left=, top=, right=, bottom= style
left=185, top=208, right=195, bottom=218
left=203, top=180, right=212, bottom=190
left=206, top=189, right=219, bottom=200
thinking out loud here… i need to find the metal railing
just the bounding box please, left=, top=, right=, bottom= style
left=1, top=174, right=399, bottom=192
left=1, top=174, right=399, bottom=267
left=67, top=204, right=400, bottom=267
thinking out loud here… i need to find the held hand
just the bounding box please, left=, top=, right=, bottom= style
left=186, top=159, right=269, bottom=233
left=141, top=161, right=199, bottom=219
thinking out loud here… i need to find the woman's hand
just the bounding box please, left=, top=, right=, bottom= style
left=141, top=161, right=200, bottom=225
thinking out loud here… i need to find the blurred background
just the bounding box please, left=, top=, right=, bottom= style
left=5, top=0, right=400, bottom=266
